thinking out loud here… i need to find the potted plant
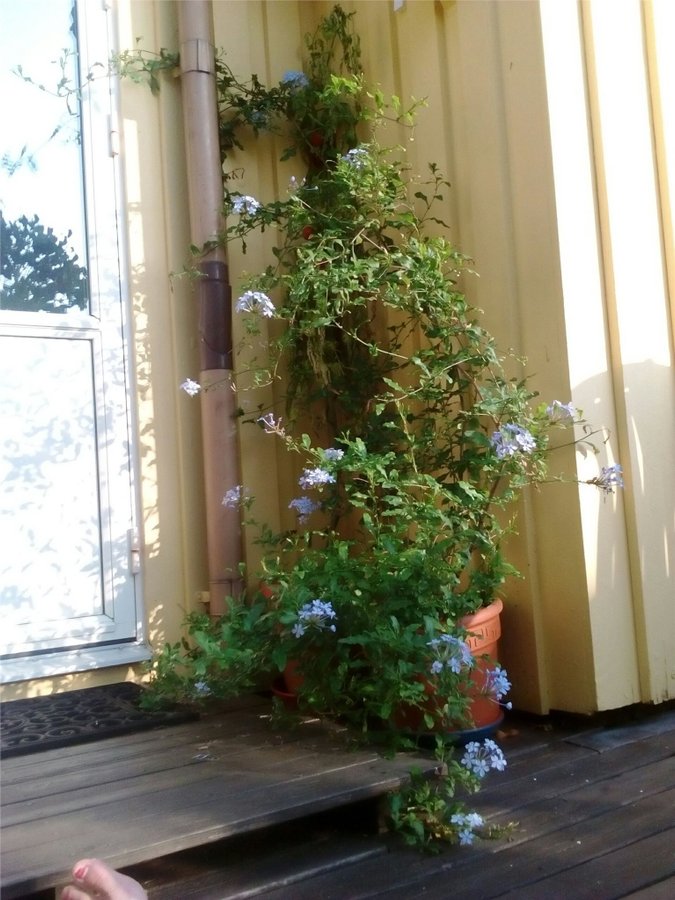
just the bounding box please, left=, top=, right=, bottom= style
left=150, top=4, right=622, bottom=848
left=220, top=124, right=616, bottom=739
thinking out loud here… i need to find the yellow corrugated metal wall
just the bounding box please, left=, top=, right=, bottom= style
left=214, top=0, right=674, bottom=714
left=9, top=1, right=670, bottom=711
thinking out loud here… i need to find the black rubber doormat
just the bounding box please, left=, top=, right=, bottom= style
left=0, top=682, right=199, bottom=759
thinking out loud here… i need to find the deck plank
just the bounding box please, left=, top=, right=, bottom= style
left=475, top=731, right=675, bottom=815
left=148, top=833, right=387, bottom=900
left=1, top=720, right=375, bottom=821
left=622, top=878, right=675, bottom=899
left=498, top=827, right=675, bottom=899
left=1, top=706, right=287, bottom=786
left=255, top=734, right=675, bottom=899
left=3, top=703, right=675, bottom=900
left=368, top=785, right=675, bottom=898
left=258, top=791, right=675, bottom=900
left=0, top=707, right=437, bottom=899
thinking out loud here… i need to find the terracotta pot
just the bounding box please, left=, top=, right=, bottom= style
left=393, top=598, right=505, bottom=738
left=283, top=658, right=305, bottom=694
left=462, top=598, right=503, bottom=730
left=257, top=583, right=301, bottom=701
left=271, top=676, right=298, bottom=710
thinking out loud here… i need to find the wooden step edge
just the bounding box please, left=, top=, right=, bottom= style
left=144, top=833, right=388, bottom=899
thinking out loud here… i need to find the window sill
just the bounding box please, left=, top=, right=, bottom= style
left=0, top=643, right=152, bottom=684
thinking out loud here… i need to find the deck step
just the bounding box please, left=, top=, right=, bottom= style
left=124, top=807, right=388, bottom=899
left=1, top=699, right=439, bottom=899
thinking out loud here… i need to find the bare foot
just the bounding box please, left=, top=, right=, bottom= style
left=60, top=859, right=147, bottom=900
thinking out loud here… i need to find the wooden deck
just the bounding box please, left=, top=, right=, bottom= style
left=0, top=694, right=438, bottom=899
left=2, top=695, right=674, bottom=899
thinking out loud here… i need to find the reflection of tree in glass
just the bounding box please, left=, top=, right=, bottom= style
left=1, top=146, right=38, bottom=177
left=0, top=213, right=88, bottom=313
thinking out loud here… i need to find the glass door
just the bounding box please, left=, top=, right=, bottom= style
left=0, top=0, right=140, bottom=662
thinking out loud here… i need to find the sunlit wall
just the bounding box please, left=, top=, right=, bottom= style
left=6, top=0, right=671, bottom=711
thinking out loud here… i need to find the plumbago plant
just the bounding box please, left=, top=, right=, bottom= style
left=147, top=6, right=623, bottom=849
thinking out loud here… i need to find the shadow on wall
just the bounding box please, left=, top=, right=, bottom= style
left=497, top=359, right=674, bottom=714
left=582, top=360, right=674, bottom=600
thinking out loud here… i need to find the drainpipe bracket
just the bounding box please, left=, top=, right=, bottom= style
left=198, top=260, right=233, bottom=371
left=179, top=38, right=216, bottom=76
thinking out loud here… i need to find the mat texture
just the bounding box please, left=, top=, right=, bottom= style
left=0, top=682, right=198, bottom=758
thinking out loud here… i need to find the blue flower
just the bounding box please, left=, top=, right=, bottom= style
left=231, top=194, right=261, bottom=215
left=491, top=423, right=536, bottom=459
left=451, top=812, right=484, bottom=845
left=461, top=739, right=507, bottom=778
left=342, top=147, right=369, bottom=169
left=293, top=599, right=337, bottom=637
left=281, top=70, right=309, bottom=88
left=222, top=485, right=248, bottom=508
left=323, top=448, right=345, bottom=461
left=180, top=378, right=201, bottom=397
left=485, top=666, right=511, bottom=701
left=450, top=811, right=484, bottom=845
left=235, top=290, right=276, bottom=318
left=427, top=634, right=474, bottom=675
left=546, top=400, right=577, bottom=424
left=289, top=496, right=320, bottom=523
left=589, top=464, right=624, bottom=495
left=298, top=466, right=336, bottom=489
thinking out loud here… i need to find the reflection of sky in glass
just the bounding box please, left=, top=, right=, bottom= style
left=0, top=0, right=87, bottom=267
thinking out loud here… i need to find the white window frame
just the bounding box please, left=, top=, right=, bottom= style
left=0, top=0, right=149, bottom=683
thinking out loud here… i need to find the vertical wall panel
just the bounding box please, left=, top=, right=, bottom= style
left=646, top=0, right=675, bottom=345
left=337, top=0, right=673, bottom=711
left=435, top=0, right=557, bottom=712
left=214, top=0, right=674, bottom=711
left=540, top=0, right=640, bottom=711
left=121, top=0, right=207, bottom=651
left=37, top=0, right=666, bottom=711
left=141, top=0, right=671, bottom=713
left=211, top=1, right=305, bottom=573
left=581, top=0, right=675, bottom=703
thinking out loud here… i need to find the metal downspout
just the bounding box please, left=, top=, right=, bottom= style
left=177, top=1, right=243, bottom=616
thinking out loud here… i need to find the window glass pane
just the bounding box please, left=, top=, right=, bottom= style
left=0, top=334, right=104, bottom=625
left=0, top=0, right=89, bottom=314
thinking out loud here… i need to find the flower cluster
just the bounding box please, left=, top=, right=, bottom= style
left=450, top=811, right=485, bottom=846
left=298, top=466, right=336, bottom=489
left=461, top=739, right=507, bottom=778
left=180, top=378, right=201, bottom=397
left=292, top=599, right=337, bottom=637
left=288, top=496, right=320, bottom=523
left=589, top=464, right=624, bottom=496
left=491, top=423, right=537, bottom=459
left=230, top=194, right=261, bottom=215
left=485, top=666, right=511, bottom=702
left=222, top=485, right=248, bottom=508
left=235, top=290, right=276, bottom=318
left=546, top=400, right=577, bottom=424
left=323, top=447, right=344, bottom=461
left=281, top=69, right=309, bottom=89
left=342, top=146, right=368, bottom=169
left=427, top=634, right=474, bottom=675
